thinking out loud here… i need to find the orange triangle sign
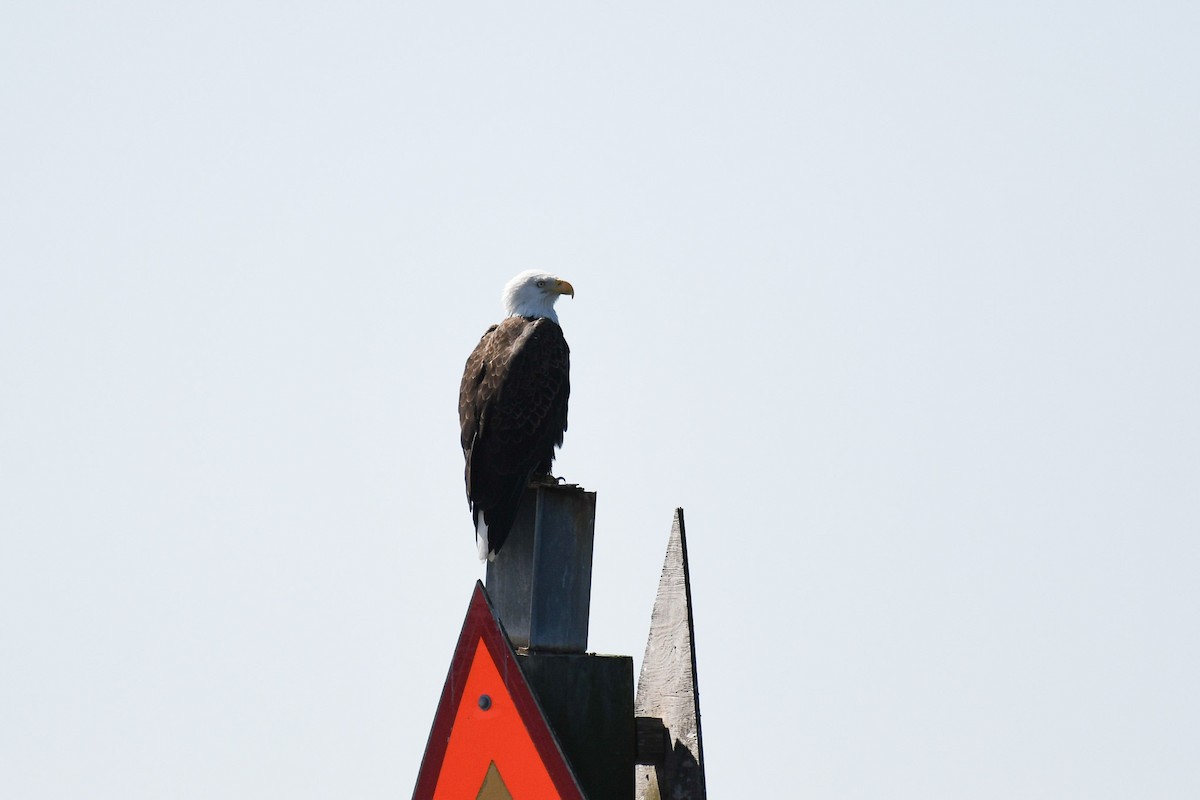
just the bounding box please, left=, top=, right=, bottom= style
left=412, top=582, right=585, bottom=800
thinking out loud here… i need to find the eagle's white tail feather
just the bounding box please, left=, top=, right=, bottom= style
left=476, top=515, right=493, bottom=562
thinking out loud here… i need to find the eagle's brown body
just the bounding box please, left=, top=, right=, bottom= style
left=459, top=315, right=570, bottom=559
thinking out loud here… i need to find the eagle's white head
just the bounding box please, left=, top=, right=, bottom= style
left=502, top=270, right=575, bottom=324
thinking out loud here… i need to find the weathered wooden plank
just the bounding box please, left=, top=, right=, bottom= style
left=485, top=484, right=596, bottom=652
left=635, top=508, right=707, bottom=800
left=634, top=716, right=668, bottom=766
left=519, top=652, right=635, bottom=800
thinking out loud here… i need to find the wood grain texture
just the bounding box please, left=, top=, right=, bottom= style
left=634, top=509, right=707, bottom=800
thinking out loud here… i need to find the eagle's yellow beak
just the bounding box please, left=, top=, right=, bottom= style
left=555, top=279, right=575, bottom=299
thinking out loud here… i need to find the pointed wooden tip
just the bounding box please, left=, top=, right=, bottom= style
left=635, top=508, right=706, bottom=799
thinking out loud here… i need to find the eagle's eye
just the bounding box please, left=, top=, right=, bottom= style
left=536, top=280, right=546, bottom=288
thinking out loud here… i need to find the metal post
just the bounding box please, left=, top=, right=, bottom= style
left=485, top=483, right=597, bottom=652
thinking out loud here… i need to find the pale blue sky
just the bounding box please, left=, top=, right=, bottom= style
left=2, top=2, right=1198, bottom=798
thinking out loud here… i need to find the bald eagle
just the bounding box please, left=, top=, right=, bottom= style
left=459, top=270, right=574, bottom=561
